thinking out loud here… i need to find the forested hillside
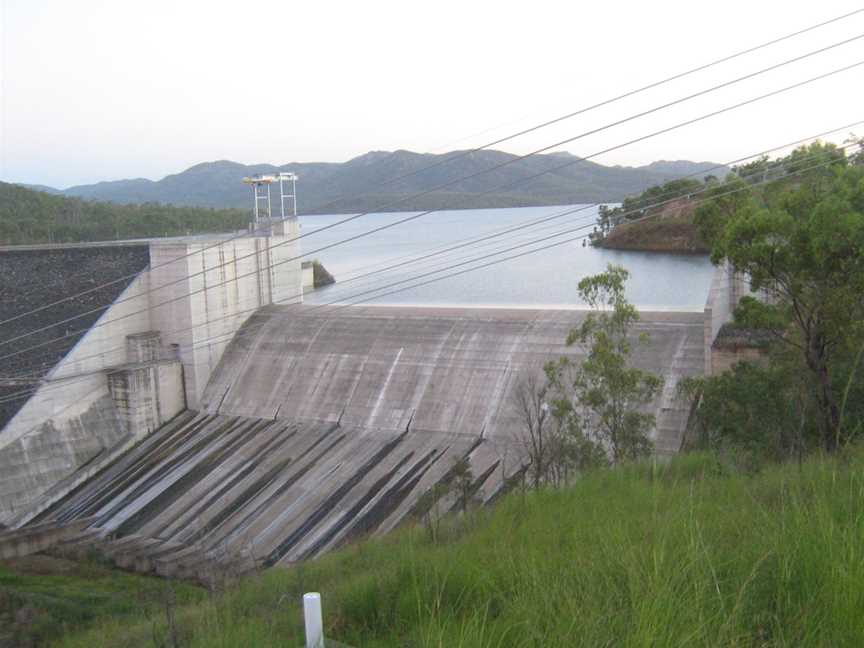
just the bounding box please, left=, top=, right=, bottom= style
left=23, top=149, right=725, bottom=213
left=0, top=182, right=248, bottom=245
left=594, top=141, right=859, bottom=253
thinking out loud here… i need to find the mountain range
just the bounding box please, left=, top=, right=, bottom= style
left=23, top=150, right=728, bottom=214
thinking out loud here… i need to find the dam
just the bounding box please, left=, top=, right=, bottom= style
left=0, top=214, right=737, bottom=577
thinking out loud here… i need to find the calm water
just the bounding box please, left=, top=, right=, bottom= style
left=298, top=205, right=714, bottom=311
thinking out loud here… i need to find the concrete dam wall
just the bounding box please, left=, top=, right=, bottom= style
left=202, top=305, right=705, bottom=454
left=0, top=223, right=303, bottom=525
left=0, top=246, right=157, bottom=524
left=34, top=305, right=704, bottom=569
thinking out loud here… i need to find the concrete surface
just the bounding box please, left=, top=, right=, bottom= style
left=0, top=517, right=95, bottom=560
left=147, top=218, right=304, bottom=408
left=203, top=304, right=705, bottom=455
left=35, top=304, right=703, bottom=568
left=108, top=359, right=185, bottom=440
left=0, top=246, right=151, bottom=428
left=38, top=411, right=490, bottom=566
left=0, top=226, right=304, bottom=526
left=0, top=272, right=157, bottom=524
left=302, top=262, right=314, bottom=290
left=28, top=304, right=703, bottom=567
left=702, top=261, right=755, bottom=374
left=3, top=232, right=710, bottom=566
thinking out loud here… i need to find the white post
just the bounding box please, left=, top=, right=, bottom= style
left=251, top=185, right=259, bottom=223
left=279, top=175, right=286, bottom=220
left=303, top=592, right=324, bottom=648
left=266, top=184, right=272, bottom=221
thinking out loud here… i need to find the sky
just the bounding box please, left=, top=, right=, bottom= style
left=1, top=0, right=863, bottom=188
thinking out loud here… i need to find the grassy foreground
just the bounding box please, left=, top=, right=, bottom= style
left=0, top=554, right=203, bottom=646
left=52, top=450, right=864, bottom=647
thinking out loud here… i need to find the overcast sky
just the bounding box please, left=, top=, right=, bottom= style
left=1, top=0, right=863, bottom=188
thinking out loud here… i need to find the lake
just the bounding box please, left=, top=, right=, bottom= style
left=298, top=205, right=714, bottom=311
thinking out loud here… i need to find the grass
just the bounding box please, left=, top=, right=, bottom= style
left=0, top=553, right=204, bottom=646
left=46, top=449, right=864, bottom=646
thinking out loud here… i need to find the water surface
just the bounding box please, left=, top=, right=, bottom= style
left=298, top=205, right=713, bottom=311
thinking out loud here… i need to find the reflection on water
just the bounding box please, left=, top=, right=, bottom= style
left=299, top=205, right=714, bottom=311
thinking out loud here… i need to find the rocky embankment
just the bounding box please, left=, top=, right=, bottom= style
left=596, top=198, right=709, bottom=253
left=0, top=246, right=150, bottom=427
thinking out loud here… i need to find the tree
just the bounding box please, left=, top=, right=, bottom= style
left=548, top=264, right=663, bottom=462
left=450, top=456, right=478, bottom=514
left=693, top=174, right=755, bottom=247
left=678, top=359, right=807, bottom=465
left=0, top=181, right=251, bottom=245
left=594, top=178, right=703, bottom=236
left=416, top=457, right=478, bottom=541
left=702, top=151, right=864, bottom=451
left=511, top=374, right=555, bottom=489
left=511, top=372, right=605, bottom=488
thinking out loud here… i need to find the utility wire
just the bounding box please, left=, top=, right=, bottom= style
left=0, top=145, right=852, bottom=406
left=2, top=8, right=862, bottom=330
left=291, top=150, right=862, bottom=316
left=313, top=121, right=864, bottom=293
left=4, top=46, right=862, bottom=357
left=119, top=145, right=861, bottom=372
left=417, top=8, right=864, bottom=156
left=0, top=139, right=854, bottom=400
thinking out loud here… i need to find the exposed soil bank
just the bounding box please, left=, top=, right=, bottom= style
left=597, top=198, right=709, bottom=254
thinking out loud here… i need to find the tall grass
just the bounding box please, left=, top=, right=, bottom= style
left=59, top=450, right=864, bottom=647
left=0, top=557, right=202, bottom=645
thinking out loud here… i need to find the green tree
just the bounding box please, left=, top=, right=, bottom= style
left=595, top=178, right=703, bottom=235
left=548, top=264, right=663, bottom=462
left=703, top=153, right=864, bottom=451
left=693, top=174, right=754, bottom=247
left=678, top=358, right=808, bottom=466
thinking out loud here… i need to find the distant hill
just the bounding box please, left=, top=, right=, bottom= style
left=24, top=150, right=729, bottom=214
left=0, top=181, right=248, bottom=245
left=19, top=184, right=63, bottom=195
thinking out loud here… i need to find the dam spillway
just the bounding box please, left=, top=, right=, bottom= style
left=201, top=305, right=704, bottom=455
left=30, top=304, right=704, bottom=571
left=41, top=411, right=486, bottom=567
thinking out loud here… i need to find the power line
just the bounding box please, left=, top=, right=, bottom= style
left=3, top=8, right=862, bottom=330
left=0, top=138, right=854, bottom=399
left=314, top=121, right=864, bottom=295
left=132, top=141, right=864, bottom=333
left=137, top=145, right=858, bottom=368
left=4, top=47, right=862, bottom=357
left=294, top=151, right=861, bottom=316
left=0, top=145, right=851, bottom=406
left=397, top=9, right=864, bottom=169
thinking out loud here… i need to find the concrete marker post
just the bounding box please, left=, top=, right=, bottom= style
left=303, top=592, right=324, bottom=648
